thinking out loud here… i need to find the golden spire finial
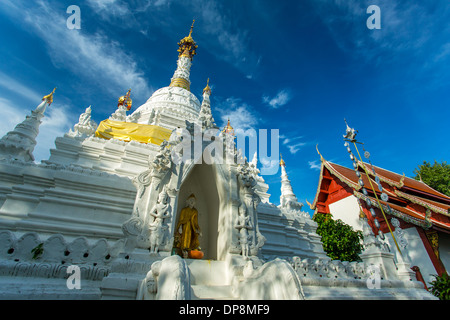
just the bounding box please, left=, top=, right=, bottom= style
left=189, top=19, right=195, bottom=37
left=203, top=78, right=211, bottom=94
left=316, top=144, right=324, bottom=162
left=177, top=20, right=198, bottom=60
left=222, top=118, right=234, bottom=135
left=280, top=153, right=286, bottom=166
left=42, top=87, right=57, bottom=105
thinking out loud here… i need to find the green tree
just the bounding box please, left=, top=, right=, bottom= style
left=313, top=213, right=363, bottom=262
left=429, top=272, right=450, bottom=300
left=413, top=160, right=450, bottom=197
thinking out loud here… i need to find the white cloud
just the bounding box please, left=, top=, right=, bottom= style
left=308, top=160, right=322, bottom=171
left=260, top=157, right=280, bottom=176
left=35, top=103, right=74, bottom=162
left=2, top=0, right=152, bottom=101
left=287, top=143, right=306, bottom=155
left=0, top=98, right=29, bottom=134
left=86, top=0, right=167, bottom=21
left=312, top=0, right=448, bottom=64
left=189, top=0, right=261, bottom=77
left=0, top=97, right=75, bottom=163
left=215, top=97, right=260, bottom=131
left=262, top=89, right=292, bottom=109
left=281, top=135, right=305, bottom=154
left=0, top=71, right=42, bottom=102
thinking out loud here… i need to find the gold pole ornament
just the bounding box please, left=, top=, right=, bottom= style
left=343, top=119, right=402, bottom=256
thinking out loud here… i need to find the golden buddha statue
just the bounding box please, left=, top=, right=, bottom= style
left=174, top=194, right=201, bottom=257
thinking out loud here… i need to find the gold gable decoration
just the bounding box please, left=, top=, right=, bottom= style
left=95, top=119, right=172, bottom=145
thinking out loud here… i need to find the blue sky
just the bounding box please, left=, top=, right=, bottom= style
left=0, top=0, right=449, bottom=215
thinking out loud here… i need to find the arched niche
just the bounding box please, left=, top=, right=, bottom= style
left=174, top=163, right=220, bottom=260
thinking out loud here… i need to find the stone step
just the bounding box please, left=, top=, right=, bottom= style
left=191, top=284, right=235, bottom=300
left=186, top=259, right=229, bottom=286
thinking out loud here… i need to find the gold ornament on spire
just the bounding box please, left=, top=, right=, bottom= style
left=118, top=89, right=132, bottom=111
left=42, top=88, right=56, bottom=105
left=221, top=118, right=234, bottom=135
left=280, top=153, right=286, bottom=166
left=203, top=78, right=211, bottom=94
left=177, top=20, right=198, bottom=60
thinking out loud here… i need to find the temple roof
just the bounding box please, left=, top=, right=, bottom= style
left=311, top=157, right=450, bottom=231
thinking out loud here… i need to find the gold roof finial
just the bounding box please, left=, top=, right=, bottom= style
left=280, top=153, right=286, bottom=166
left=42, top=87, right=57, bottom=105
left=203, top=78, right=211, bottom=94
left=316, top=144, right=324, bottom=162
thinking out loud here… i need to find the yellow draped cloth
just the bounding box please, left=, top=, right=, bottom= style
left=95, top=119, right=172, bottom=145
left=175, top=207, right=200, bottom=250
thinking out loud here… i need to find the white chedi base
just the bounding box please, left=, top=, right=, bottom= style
left=129, top=86, right=201, bottom=130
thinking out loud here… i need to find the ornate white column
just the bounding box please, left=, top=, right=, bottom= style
left=169, top=20, right=197, bottom=92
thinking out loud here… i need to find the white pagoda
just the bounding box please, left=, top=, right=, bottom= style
left=0, top=23, right=435, bottom=300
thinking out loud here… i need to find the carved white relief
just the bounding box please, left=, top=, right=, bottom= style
left=67, top=106, right=98, bottom=139
left=109, top=105, right=128, bottom=122
left=0, top=230, right=121, bottom=270
left=151, top=140, right=172, bottom=175
left=147, top=187, right=171, bottom=254
left=235, top=203, right=253, bottom=259
left=361, top=217, right=389, bottom=253
left=391, top=218, right=408, bottom=250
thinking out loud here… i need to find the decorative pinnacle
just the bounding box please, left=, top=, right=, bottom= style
left=178, top=20, right=198, bottom=60
left=222, top=118, right=234, bottom=135
left=343, top=118, right=358, bottom=142
left=203, top=78, right=211, bottom=94
left=280, top=153, right=286, bottom=166
left=189, top=19, right=195, bottom=37
left=42, top=88, right=57, bottom=105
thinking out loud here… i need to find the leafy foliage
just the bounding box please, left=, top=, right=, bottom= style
left=31, top=243, right=44, bottom=260
left=429, top=272, right=450, bottom=300
left=313, top=213, right=363, bottom=262
left=413, top=160, right=450, bottom=197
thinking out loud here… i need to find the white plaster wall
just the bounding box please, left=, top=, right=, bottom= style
left=328, top=195, right=442, bottom=284
left=328, top=195, right=363, bottom=231
left=385, top=227, right=437, bottom=284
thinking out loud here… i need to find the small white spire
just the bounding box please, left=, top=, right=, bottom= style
left=199, top=78, right=217, bottom=130
left=279, top=154, right=302, bottom=209
left=0, top=89, right=55, bottom=162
